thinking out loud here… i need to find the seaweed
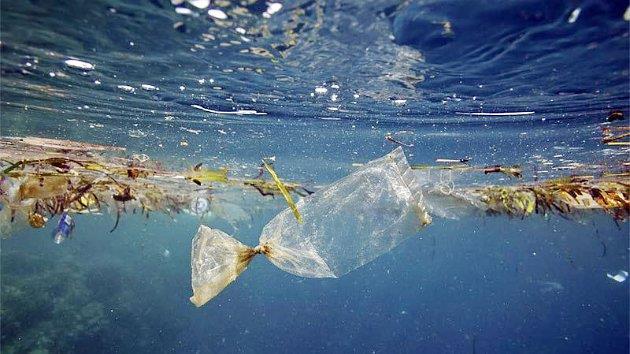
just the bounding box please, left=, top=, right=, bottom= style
left=471, top=177, right=629, bottom=221
left=185, top=166, right=228, bottom=184
left=262, top=159, right=303, bottom=223
left=0, top=137, right=313, bottom=237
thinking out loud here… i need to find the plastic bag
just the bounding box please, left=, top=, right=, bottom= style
left=190, top=147, right=431, bottom=306
left=190, top=227, right=256, bottom=306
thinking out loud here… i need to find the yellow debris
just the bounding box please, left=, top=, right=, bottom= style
left=262, top=160, right=302, bottom=223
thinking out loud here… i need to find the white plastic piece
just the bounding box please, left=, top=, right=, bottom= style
left=607, top=270, right=628, bottom=283
left=208, top=9, right=228, bottom=20
left=117, top=85, right=135, bottom=93
left=141, top=84, right=158, bottom=91
left=187, top=0, right=209, bottom=9
left=64, top=59, right=95, bottom=70
left=568, top=8, right=581, bottom=23
left=175, top=7, right=193, bottom=15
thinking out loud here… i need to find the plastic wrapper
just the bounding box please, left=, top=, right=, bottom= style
left=190, top=147, right=431, bottom=306
left=190, top=227, right=255, bottom=306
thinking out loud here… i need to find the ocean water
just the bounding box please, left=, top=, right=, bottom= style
left=1, top=0, right=629, bottom=353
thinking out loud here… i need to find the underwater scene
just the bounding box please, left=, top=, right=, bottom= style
left=1, top=0, right=629, bottom=353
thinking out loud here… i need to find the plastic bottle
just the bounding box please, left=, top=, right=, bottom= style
left=53, top=212, right=75, bottom=244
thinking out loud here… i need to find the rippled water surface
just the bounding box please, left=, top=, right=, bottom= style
left=1, top=0, right=629, bottom=353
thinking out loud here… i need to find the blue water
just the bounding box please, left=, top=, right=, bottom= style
left=1, top=0, right=628, bottom=353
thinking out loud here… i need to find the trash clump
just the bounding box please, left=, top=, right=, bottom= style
left=422, top=175, right=630, bottom=221
left=0, top=136, right=312, bottom=239
left=190, top=147, right=431, bottom=306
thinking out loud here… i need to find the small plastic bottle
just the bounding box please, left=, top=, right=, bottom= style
left=53, top=212, right=75, bottom=244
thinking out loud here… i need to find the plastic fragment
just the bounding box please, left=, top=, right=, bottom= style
left=64, top=59, right=94, bottom=70
left=117, top=85, right=135, bottom=93
left=208, top=9, right=227, bottom=20
left=187, top=0, right=209, bottom=9
left=607, top=270, right=628, bottom=283
left=567, top=8, right=581, bottom=23
left=53, top=212, right=75, bottom=244
left=141, top=84, right=158, bottom=91
left=175, top=7, right=193, bottom=15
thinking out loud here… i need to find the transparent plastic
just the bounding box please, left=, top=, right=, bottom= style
left=190, top=147, right=431, bottom=306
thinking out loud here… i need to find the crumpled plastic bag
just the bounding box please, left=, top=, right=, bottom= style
left=190, top=147, right=432, bottom=307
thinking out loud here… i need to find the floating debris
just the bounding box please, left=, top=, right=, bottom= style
left=186, top=166, right=228, bottom=184
left=141, top=84, right=158, bottom=91
left=28, top=211, right=47, bottom=228
left=436, top=158, right=470, bottom=164
left=117, top=85, right=135, bottom=93
left=208, top=9, right=227, bottom=20
left=455, top=111, right=535, bottom=116
left=189, top=196, right=210, bottom=215
left=567, top=8, right=581, bottom=23
left=483, top=165, right=523, bottom=179
left=191, top=104, right=267, bottom=115
left=440, top=20, right=454, bottom=36
left=175, top=7, right=193, bottom=15
left=53, top=212, right=75, bottom=244
left=602, top=126, right=630, bottom=146
left=64, top=59, right=94, bottom=70
left=2, top=136, right=124, bottom=152
left=180, top=127, right=201, bottom=134
left=187, top=0, right=209, bottom=9
left=385, top=134, right=413, bottom=147
left=249, top=47, right=274, bottom=58
left=173, top=21, right=186, bottom=32
left=263, top=3, right=283, bottom=18
left=435, top=176, right=630, bottom=221
left=606, top=110, right=624, bottom=122
left=262, top=159, right=302, bottom=223
left=607, top=270, right=628, bottom=283
left=0, top=137, right=313, bottom=239
left=392, top=99, right=407, bottom=106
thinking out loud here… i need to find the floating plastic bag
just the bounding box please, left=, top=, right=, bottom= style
left=190, top=147, right=431, bottom=306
